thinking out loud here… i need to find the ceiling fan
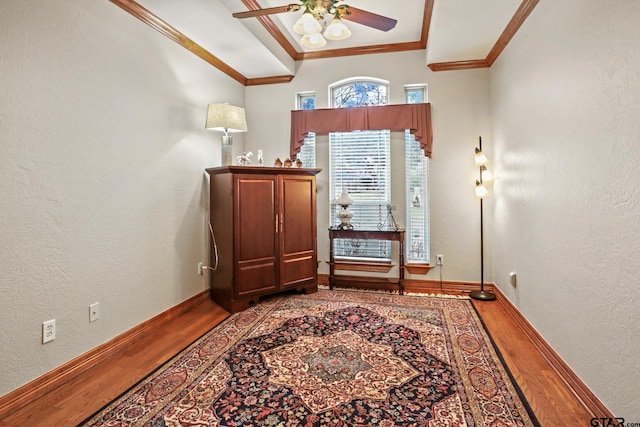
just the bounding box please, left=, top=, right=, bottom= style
left=232, top=0, right=397, bottom=48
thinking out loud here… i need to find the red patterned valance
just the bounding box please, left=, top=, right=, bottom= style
left=290, top=103, right=433, bottom=158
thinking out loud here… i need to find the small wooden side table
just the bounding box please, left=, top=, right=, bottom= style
left=328, top=228, right=405, bottom=295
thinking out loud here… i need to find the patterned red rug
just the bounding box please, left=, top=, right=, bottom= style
left=80, top=290, right=539, bottom=426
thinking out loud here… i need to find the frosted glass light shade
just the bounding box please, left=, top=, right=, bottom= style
left=293, top=12, right=322, bottom=35
left=474, top=148, right=488, bottom=166
left=300, top=33, right=327, bottom=48
left=335, top=188, right=353, bottom=206
left=205, top=104, right=247, bottom=133
left=323, top=18, right=351, bottom=40
left=480, top=165, right=493, bottom=182
left=475, top=181, right=489, bottom=199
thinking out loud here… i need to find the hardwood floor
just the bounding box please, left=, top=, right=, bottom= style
left=0, top=300, right=230, bottom=426
left=472, top=298, right=595, bottom=426
left=0, top=288, right=598, bottom=426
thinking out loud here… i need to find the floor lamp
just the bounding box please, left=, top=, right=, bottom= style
left=471, top=136, right=496, bottom=301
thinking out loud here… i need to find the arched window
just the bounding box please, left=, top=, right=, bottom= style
left=329, top=78, right=391, bottom=260
left=331, top=78, right=388, bottom=108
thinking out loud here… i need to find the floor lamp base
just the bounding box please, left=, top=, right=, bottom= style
left=470, top=289, right=497, bottom=301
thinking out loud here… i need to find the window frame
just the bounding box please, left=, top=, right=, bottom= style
left=296, top=92, right=316, bottom=168
left=404, top=84, right=431, bottom=269
left=329, top=78, right=392, bottom=262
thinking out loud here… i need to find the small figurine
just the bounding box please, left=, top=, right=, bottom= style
left=412, top=187, right=421, bottom=208
left=237, top=151, right=253, bottom=166
left=274, top=157, right=283, bottom=167
left=295, top=158, right=303, bottom=168
left=257, top=149, right=264, bottom=166
left=284, top=158, right=292, bottom=168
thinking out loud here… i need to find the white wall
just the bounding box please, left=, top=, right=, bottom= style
left=245, top=50, right=494, bottom=283
left=9, top=0, right=632, bottom=416
left=0, top=0, right=244, bottom=396
left=490, top=1, right=640, bottom=418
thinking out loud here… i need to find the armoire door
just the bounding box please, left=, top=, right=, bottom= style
left=279, top=175, right=317, bottom=288
left=234, top=175, right=278, bottom=296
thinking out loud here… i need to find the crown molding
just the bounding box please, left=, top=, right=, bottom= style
left=427, top=0, right=539, bottom=72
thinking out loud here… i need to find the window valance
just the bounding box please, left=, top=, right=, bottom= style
left=290, top=103, right=433, bottom=158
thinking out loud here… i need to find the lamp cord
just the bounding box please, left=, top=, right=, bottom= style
left=205, top=221, right=219, bottom=272
left=439, top=263, right=444, bottom=293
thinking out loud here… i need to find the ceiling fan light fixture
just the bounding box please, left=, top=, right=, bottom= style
left=300, top=32, right=327, bottom=48
left=323, top=17, right=351, bottom=40
left=293, top=12, right=322, bottom=35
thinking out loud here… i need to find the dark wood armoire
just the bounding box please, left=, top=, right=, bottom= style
left=205, top=166, right=321, bottom=313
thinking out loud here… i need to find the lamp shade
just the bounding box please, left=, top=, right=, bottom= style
left=335, top=188, right=353, bottom=206
left=475, top=181, right=489, bottom=199
left=205, top=104, right=247, bottom=133
left=480, top=165, right=493, bottom=182
left=474, top=148, right=488, bottom=166
left=293, top=12, right=322, bottom=35
left=324, top=18, right=351, bottom=40
left=300, top=32, right=327, bottom=48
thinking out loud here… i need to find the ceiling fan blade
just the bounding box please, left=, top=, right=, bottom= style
left=232, top=4, right=301, bottom=19
left=340, top=6, right=397, bottom=32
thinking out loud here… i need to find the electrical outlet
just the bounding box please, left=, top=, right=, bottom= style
left=89, top=302, right=100, bottom=322
left=436, top=254, right=444, bottom=265
left=198, top=262, right=204, bottom=275
left=42, top=319, right=56, bottom=344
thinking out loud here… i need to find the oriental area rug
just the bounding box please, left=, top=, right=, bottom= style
left=80, top=290, right=539, bottom=426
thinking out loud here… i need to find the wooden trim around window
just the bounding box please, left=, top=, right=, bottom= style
left=405, top=263, right=435, bottom=275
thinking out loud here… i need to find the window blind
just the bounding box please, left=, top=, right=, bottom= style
left=330, top=130, right=391, bottom=260
left=297, top=133, right=316, bottom=168
left=405, top=131, right=430, bottom=262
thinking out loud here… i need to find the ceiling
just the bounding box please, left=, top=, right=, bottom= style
left=111, top=0, right=539, bottom=85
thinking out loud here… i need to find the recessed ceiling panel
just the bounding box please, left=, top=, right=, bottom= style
left=257, top=0, right=425, bottom=51
left=120, top=0, right=537, bottom=82
left=427, top=0, right=521, bottom=63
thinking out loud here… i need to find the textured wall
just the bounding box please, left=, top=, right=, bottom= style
left=489, top=0, right=640, bottom=418
left=244, top=50, right=493, bottom=283
left=0, top=0, right=244, bottom=396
